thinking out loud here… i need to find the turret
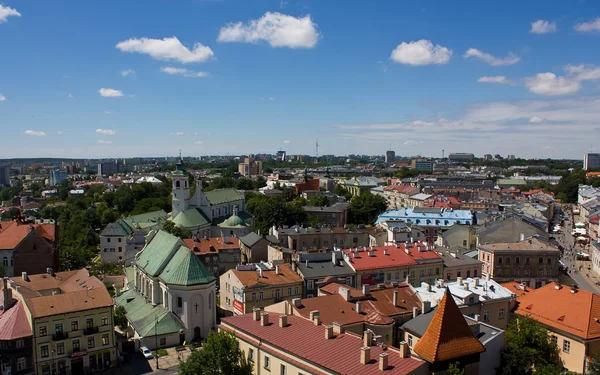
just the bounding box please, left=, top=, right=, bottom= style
left=171, top=152, right=190, bottom=218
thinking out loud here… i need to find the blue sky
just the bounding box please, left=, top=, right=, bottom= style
left=1, top=0, right=600, bottom=159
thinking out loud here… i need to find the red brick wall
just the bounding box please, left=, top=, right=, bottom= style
left=13, top=231, right=58, bottom=276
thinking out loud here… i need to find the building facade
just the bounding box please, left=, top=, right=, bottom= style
left=238, top=158, right=263, bottom=177
left=584, top=153, right=600, bottom=171
left=0, top=222, right=59, bottom=278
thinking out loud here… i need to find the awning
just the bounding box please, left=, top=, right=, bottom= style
left=575, top=222, right=585, bottom=227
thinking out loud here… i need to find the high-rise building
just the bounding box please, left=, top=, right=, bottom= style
left=276, top=150, right=286, bottom=161
left=507, top=154, right=516, bottom=160
left=238, top=158, right=263, bottom=177
left=584, top=153, right=600, bottom=171
left=411, top=158, right=433, bottom=173
left=97, top=161, right=118, bottom=176
left=448, top=153, right=475, bottom=162
left=483, top=154, right=493, bottom=161
left=385, top=150, right=396, bottom=163
left=0, top=166, right=10, bottom=187
left=49, top=169, right=68, bottom=186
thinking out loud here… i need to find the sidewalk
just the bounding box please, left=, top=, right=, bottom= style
left=148, top=346, right=192, bottom=372
left=575, top=259, right=600, bottom=294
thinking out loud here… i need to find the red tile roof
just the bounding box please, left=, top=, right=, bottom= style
left=413, top=288, right=485, bottom=363
left=342, top=244, right=441, bottom=271
left=385, top=185, right=418, bottom=194
left=231, top=264, right=303, bottom=289
left=500, top=282, right=532, bottom=297
left=183, top=237, right=240, bottom=254
left=221, top=314, right=425, bottom=375
left=0, top=222, right=56, bottom=249
left=0, top=293, right=32, bottom=340
left=514, top=282, right=600, bottom=340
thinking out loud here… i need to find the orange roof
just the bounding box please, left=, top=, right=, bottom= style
left=514, top=282, right=600, bottom=340
left=232, top=264, right=303, bottom=289
left=587, top=172, right=600, bottom=178
left=183, top=237, right=240, bottom=254
left=385, top=185, right=418, bottom=194
left=0, top=222, right=56, bottom=249
left=342, top=244, right=441, bottom=271
left=413, top=288, right=485, bottom=363
left=500, top=281, right=532, bottom=297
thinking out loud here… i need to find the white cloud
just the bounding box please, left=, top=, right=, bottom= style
left=477, top=76, right=513, bottom=84
left=97, top=140, right=113, bottom=144
left=574, top=17, right=600, bottom=32
left=160, top=67, right=208, bottom=78
left=96, top=128, right=116, bottom=136
left=116, top=37, right=214, bottom=63
left=98, top=88, right=123, bottom=97
left=531, top=20, right=557, bottom=34
left=390, top=40, right=452, bottom=66
left=529, top=116, right=544, bottom=123
left=463, top=48, right=520, bottom=66
left=57, top=131, right=64, bottom=135
left=0, top=4, right=21, bottom=23
left=175, top=132, right=185, bottom=136
left=525, top=73, right=580, bottom=96
left=268, top=97, right=276, bottom=101
left=284, top=140, right=291, bottom=144
left=217, top=12, right=320, bottom=48
left=68, top=93, right=73, bottom=98
left=25, top=130, right=46, bottom=136
left=121, top=69, right=136, bottom=77
left=194, top=141, right=203, bottom=145
left=104, top=111, right=113, bottom=115
left=564, top=64, right=600, bottom=81
left=403, top=140, right=423, bottom=146
left=0, top=94, right=5, bottom=101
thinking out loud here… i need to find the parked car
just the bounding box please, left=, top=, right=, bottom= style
left=140, top=346, right=153, bottom=359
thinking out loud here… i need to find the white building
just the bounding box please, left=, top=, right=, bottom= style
left=115, top=230, right=217, bottom=350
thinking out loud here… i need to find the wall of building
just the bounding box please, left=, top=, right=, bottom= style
left=459, top=299, right=510, bottom=330
left=13, top=231, right=57, bottom=277
left=100, top=234, right=127, bottom=264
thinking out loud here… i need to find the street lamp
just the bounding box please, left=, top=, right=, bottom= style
left=155, top=315, right=159, bottom=370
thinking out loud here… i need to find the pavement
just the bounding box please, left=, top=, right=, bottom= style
left=95, top=347, right=193, bottom=375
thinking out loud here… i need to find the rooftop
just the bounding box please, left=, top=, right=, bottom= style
left=296, top=254, right=354, bottom=279
left=376, top=207, right=472, bottom=226
left=341, top=243, right=442, bottom=272
left=500, top=281, right=533, bottom=297
left=183, top=236, right=240, bottom=254
left=436, top=250, right=483, bottom=268
left=0, top=222, right=56, bottom=249
left=231, top=263, right=303, bottom=289
left=0, top=290, right=32, bottom=340
left=221, top=313, right=425, bottom=375
left=478, top=237, right=560, bottom=253
left=204, top=188, right=244, bottom=205
left=414, top=277, right=514, bottom=307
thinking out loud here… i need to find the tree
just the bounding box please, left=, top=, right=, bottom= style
left=497, top=316, right=562, bottom=375
left=114, top=305, right=128, bottom=330
left=448, top=362, right=464, bottom=375
left=587, top=352, right=600, bottom=375
left=235, top=178, right=255, bottom=191
left=334, top=185, right=352, bottom=201
left=178, top=331, right=253, bottom=375
left=348, top=192, right=387, bottom=225
left=308, top=195, right=329, bottom=207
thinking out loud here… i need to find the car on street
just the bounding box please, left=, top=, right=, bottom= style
left=140, top=346, right=153, bottom=359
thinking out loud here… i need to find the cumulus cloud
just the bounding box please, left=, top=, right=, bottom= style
left=268, top=97, right=276, bottom=101
left=97, top=140, right=113, bottom=144
left=284, top=140, right=291, bottom=144
left=477, top=76, right=513, bottom=84
left=96, top=128, right=116, bottom=136
left=121, top=69, right=136, bottom=77
left=217, top=12, right=320, bottom=48
left=0, top=4, right=21, bottom=23
left=175, top=132, right=185, bottom=136
left=529, top=116, right=544, bottom=123
left=390, top=40, right=452, bottom=66
left=525, top=73, right=580, bottom=96
left=0, top=94, right=5, bottom=101
left=464, top=48, right=520, bottom=66
left=98, top=88, right=123, bottom=97
left=564, top=64, right=600, bottom=81
left=194, top=141, right=203, bottom=145
left=160, top=67, right=208, bottom=78
left=403, top=140, right=423, bottom=146
left=25, top=130, right=46, bottom=136
left=531, top=20, right=557, bottom=34
left=116, top=37, right=214, bottom=63
left=574, top=17, right=600, bottom=32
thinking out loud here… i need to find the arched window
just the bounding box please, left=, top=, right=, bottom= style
left=176, top=180, right=180, bottom=188
left=177, top=297, right=183, bottom=308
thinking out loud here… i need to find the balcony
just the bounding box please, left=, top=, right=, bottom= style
left=52, top=332, right=69, bottom=341
left=83, top=327, right=99, bottom=335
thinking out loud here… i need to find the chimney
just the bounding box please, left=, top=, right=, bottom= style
left=362, top=284, right=370, bottom=296
left=292, top=298, right=302, bottom=308
left=291, top=262, right=297, bottom=272
left=279, top=314, right=288, bottom=327
left=399, top=342, right=410, bottom=358
left=325, top=325, right=334, bottom=339
left=473, top=277, right=479, bottom=287
left=21, top=272, right=28, bottom=282
left=356, top=301, right=362, bottom=314
left=554, top=283, right=562, bottom=290
left=252, top=308, right=261, bottom=321
left=383, top=249, right=388, bottom=255
left=332, top=252, right=337, bottom=265
left=313, top=315, right=321, bottom=326
left=474, top=314, right=480, bottom=322
left=361, top=347, right=371, bottom=364
left=305, top=260, right=309, bottom=268
left=47, top=268, right=54, bottom=277
left=113, top=284, right=120, bottom=297
left=392, top=290, right=399, bottom=307
left=339, top=287, right=351, bottom=302
left=333, top=322, right=344, bottom=335
left=309, top=310, right=319, bottom=320
left=258, top=269, right=263, bottom=278
left=275, top=265, right=280, bottom=275
left=412, top=306, right=418, bottom=318
left=520, top=233, right=525, bottom=241
left=422, top=301, right=431, bottom=314
left=368, top=251, right=375, bottom=257
left=470, top=322, right=481, bottom=336
left=260, top=312, right=270, bottom=326
left=363, top=330, right=373, bottom=347
left=379, top=353, right=389, bottom=371
left=457, top=277, right=463, bottom=286
left=1, top=279, right=14, bottom=311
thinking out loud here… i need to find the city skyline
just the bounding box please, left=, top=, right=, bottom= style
left=1, top=0, right=600, bottom=159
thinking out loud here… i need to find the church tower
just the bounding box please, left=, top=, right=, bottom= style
left=172, top=153, right=190, bottom=219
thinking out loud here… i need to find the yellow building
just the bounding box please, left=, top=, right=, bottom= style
left=9, top=268, right=116, bottom=375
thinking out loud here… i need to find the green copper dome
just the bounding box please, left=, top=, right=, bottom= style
left=218, top=214, right=247, bottom=228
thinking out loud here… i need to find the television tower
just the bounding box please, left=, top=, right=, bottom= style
left=316, top=139, right=319, bottom=159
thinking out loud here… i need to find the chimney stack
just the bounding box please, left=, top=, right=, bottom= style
left=252, top=308, right=261, bottom=321
left=422, top=301, right=431, bottom=314
left=1, top=279, right=14, bottom=311
left=339, top=287, right=351, bottom=302
left=474, top=314, right=480, bottom=322
left=258, top=268, right=263, bottom=278
left=379, top=353, right=389, bottom=371
left=291, top=262, right=297, bottom=272
left=356, top=301, right=362, bottom=314
left=279, top=314, right=288, bottom=327
left=361, top=347, right=371, bottom=364
left=47, top=268, right=54, bottom=277
left=275, top=265, right=280, bottom=275
left=520, top=233, right=525, bottom=241
left=362, top=284, right=370, bottom=296
left=412, top=306, right=418, bottom=318
left=332, top=252, right=337, bottom=265
left=325, top=325, right=334, bottom=339
left=333, top=322, right=344, bottom=335
left=363, top=330, right=373, bottom=347
left=399, top=342, right=410, bottom=358
left=392, top=290, right=399, bottom=307
left=260, top=312, right=269, bottom=326
left=21, top=272, right=28, bottom=282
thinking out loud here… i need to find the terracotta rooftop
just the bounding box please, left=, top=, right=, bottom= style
left=0, top=290, right=32, bottom=340
left=9, top=269, right=113, bottom=318
left=183, top=236, right=240, bottom=255
left=0, top=222, right=56, bottom=249
left=478, top=237, right=560, bottom=252
left=413, top=288, right=485, bottom=363
left=342, top=244, right=441, bottom=271
left=500, top=281, right=532, bottom=297
left=385, top=185, right=418, bottom=194
left=514, top=282, right=600, bottom=340
left=221, top=313, right=425, bottom=375
left=232, top=264, right=303, bottom=289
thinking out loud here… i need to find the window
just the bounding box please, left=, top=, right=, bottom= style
left=468, top=297, right=475, bottom=304
left=514, top=267, right=520, bottom=276
left=516, top=257, right=520, bottom=264
left=88, top=337, right=95, bottom=349
left=102, top=334, right=110, bottom=346
left=457, top=271, right=462, bottom=278
left=473, top=269, right=478, bottom=277
left=177, top=297, right=183, bottom=308
left=41, top=345, right=49, bottom=358
left=463, top=240, right=467, bottom=247
left=525, top=257, right=530, bottom=265
left=547, top=257, right=552, bottom=265
left=353, top=237, right=358, bottom=244
left=498, top=257, right=502, bottom=264
left=264, top=356, right=270, bottom=370
left=2, top=257, right=7, bottom=267
left=499, top=308, right=505, bottom=320
left=280, top=364, right=286, bottom=375
left=563, top=340, right=570, bottom=353
left=466, top=270, right=471, bottom=278
left=160, top=338, right=166, bottom=346
left=101, top=316, right=108, bottom=326
left=539, top=257, right=544, bottom=265
left=39, top=326, right=47, bottom=337
left=294, top=287, right=299, bottom=295
left=17, top=358, right=26, bottom=371
left=435, top=268, right=440, bottom=275
left=307, top=280, right=315, bottom=290
left=252, top=293, right=256, bottom=301
left=524, top=268, right=530, bottom=276
left=248, top=348, right=254, bottom=362
left=16, top=339, right=24, bottom=348
left=107, top=238, right=111, bottom=243
left=71, top=320, right=78, bottom=331
left=118, top=237, right=122, bottom=243
left=408, top=335, right=413, bottom=347
left=57, top=343, right=64, bottom=355
left=288, top=288, right=292, bottom=296
left=259, top=292, right=264, bottom=300
left=55, top=323, right=63, bottom=334
left=551, top=335, right=558, bottom=345
left=72, top=340, right=80, bottom=351
left=547, top=268, right=552, bottom=276
left=419, top=270, right=424, bottom=277
left=506, top=257, right=511, bottom=265
left=483, top=310, right=490, bottom=322
left=86, top=318, right=93, bottom=329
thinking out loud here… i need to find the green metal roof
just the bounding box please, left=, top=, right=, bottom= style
left=114, top=288, right=185, bottom=337
left=204, top=189, right=243, bottom=205
left=123, top=210, right=168, bottom=226
left=497, top=179, right=528, bottom=186
left=135, top=230, right=182, bottom=277
left=218, top=214, right=248, bottom=228
left=172, top=208, right=211, bottom=228
left=212, top=210, right=253, bottom=226
left=159, top=246, right=216, bottom=286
